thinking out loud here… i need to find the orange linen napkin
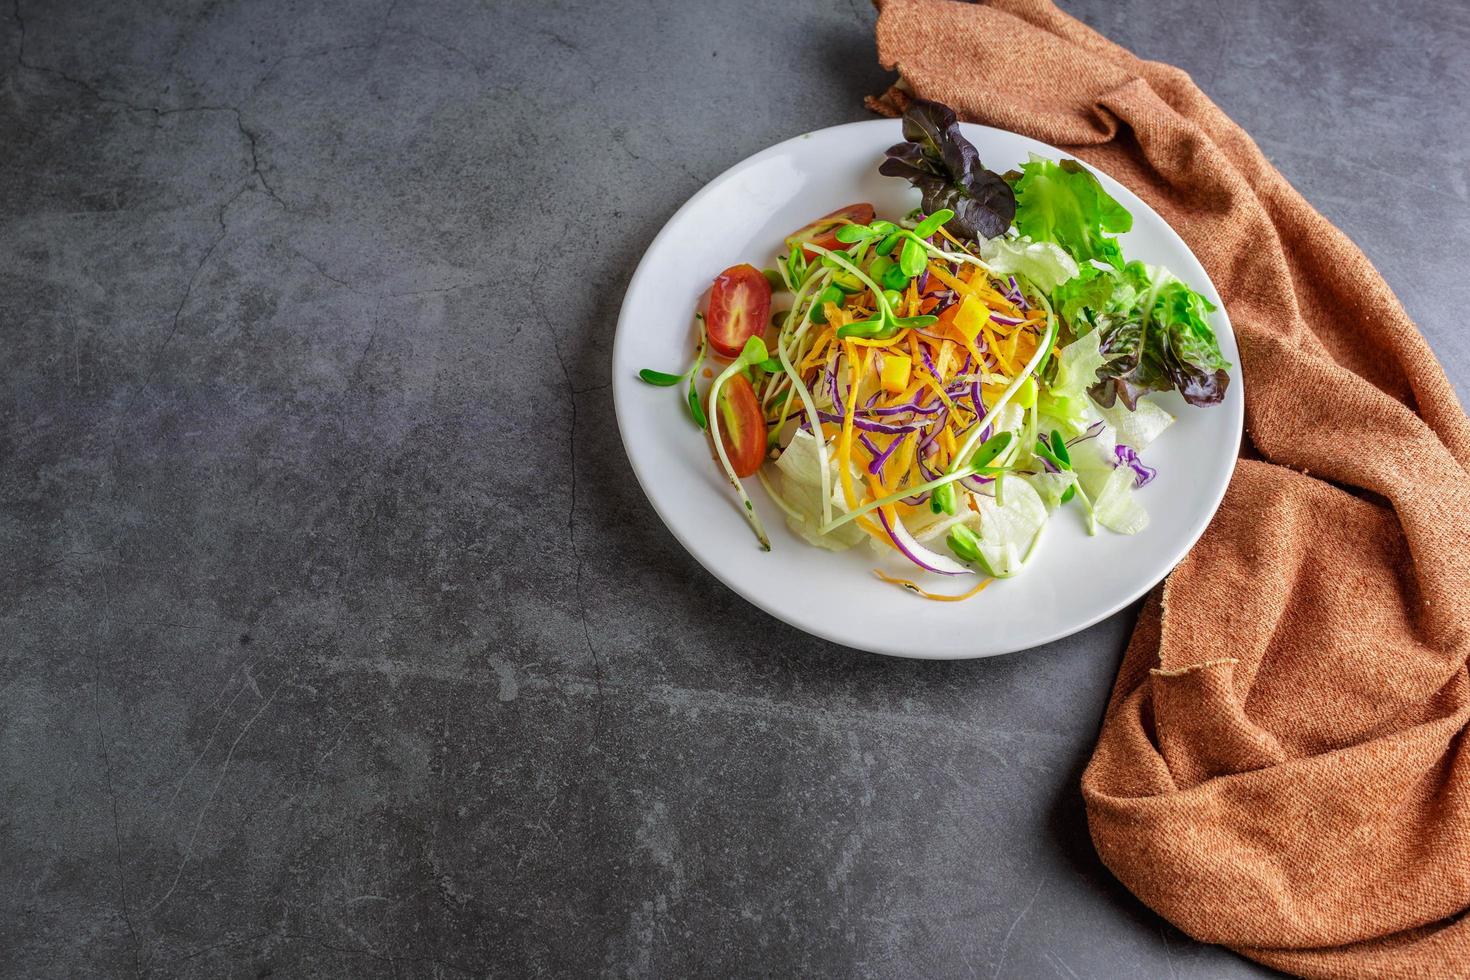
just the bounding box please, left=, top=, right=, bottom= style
left=869, top=2, right=1470, bottom=977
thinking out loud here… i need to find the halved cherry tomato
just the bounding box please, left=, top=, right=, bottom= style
left=707, top=264, right=771, bottom=359
left=714, top=373, right=766, bottom=478
left=785, top=203, right=876, bottom=260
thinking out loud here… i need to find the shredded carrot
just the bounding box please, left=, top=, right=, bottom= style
left=864, top=471, right=892, bottom=503
left=928, top=264, right=973, bottom=296
left=847, top=334, right=905, bottom=349
left=946, top=318, right=988, bottom=373
left=907, top=332, right=923, bottom=367
left=864, top=476, right=903, bottom=558
left=916, top=372, right=955, bottom=412
left=837, top=341, right=888, bottom=544
left=799, top=329, right=834, bottom=370
left=873, top=569, right=993, bottom=601
left=985, top=326, right=1015, bottom=375
left=962, top=264, right=1015, bottom=309
left=911, top=339, right=956, bottom=410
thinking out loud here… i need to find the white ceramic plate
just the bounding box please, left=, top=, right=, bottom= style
left=613, top=120, right=1242, bottom=660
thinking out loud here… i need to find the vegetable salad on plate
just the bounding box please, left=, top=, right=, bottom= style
left=638, top=99, right=1232, bottom=600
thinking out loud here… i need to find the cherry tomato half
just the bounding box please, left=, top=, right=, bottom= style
left=785, top=203, right=876, bottom=260
left=715, top=373, right=767, bottom=478
left=707, top=264, right=771, bottom=359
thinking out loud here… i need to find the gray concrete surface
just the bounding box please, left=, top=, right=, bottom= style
left=2, top=0, right=1464, bottom=976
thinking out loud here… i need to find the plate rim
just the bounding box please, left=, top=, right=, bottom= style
left=612, top=118, right=1243, bottom=660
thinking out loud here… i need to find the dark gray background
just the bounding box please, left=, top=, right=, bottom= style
left=3, top=0, right=1464, bottom=976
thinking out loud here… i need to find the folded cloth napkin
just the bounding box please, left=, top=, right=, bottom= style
left=869, top=1, right=1470, bottom=976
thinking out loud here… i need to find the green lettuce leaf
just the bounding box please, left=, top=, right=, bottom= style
left=1024, top=471, right=1079, bottom=510
left=1068, top=427, right=1150, bottom=535
left=1091, top=466, right=1150, bottom=534
left=1012, top=156, right=1132, bottom=269
left=774, top=430, right=867, bottom=551
left=1048, top=257, right=1231, bottom=410
left=1147, top=275, right=1231, bottom=407
left=1037, top=329, right=1107, bottom=436
left=1098, top=397, right=1173, bottom=450
left=1052, top=261, right=1150, bottom=333
left=1090, top=267, right=1230, bottom=409
left=972, top=478, right=1048, bottom=577
left=980, top=237, right=1078, bottom=292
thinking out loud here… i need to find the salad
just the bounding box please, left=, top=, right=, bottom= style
left=638, top=100, right=1231, bottom=599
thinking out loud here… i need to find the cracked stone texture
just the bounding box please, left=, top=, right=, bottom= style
left=2, top=0, right=1465, bottom=976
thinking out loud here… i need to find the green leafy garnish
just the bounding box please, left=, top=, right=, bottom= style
left=968, top=431, right=1014, bottom=470
left=1056, top=262, right=1230, bottom=409
left=638, top=369, right=683, bottom=387
left=1013, top=156, right=1132, bottom=269
left=947, top=524, right=983, bottom=564
left=835, top=317, right=890, bottom=341
left=930, top=482, right=958, bottom=515
left=879, top=99, right=1015, bottom=240
left=784, top=250, right=809, bottom=290
left=687, top=379, right=707, bottom=428
left=898, top=236, right=927, bottom=276
left=1049, top=429, right=1071, bottom=469
left=911, top=208, right=955, bottom=238
left=880, top=263, right=911, bottom=291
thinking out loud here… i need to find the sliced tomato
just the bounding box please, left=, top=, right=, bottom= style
left=785, top=203, right=876, bottom=260
left=714, top=374, right=766, bottom=478
left=707, top=264, right=771, bottom=359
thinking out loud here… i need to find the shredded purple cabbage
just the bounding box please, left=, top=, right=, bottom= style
left=867, top=432, right=908, bottom=476
left=917, top=408, right=948, bottom=456
left=920, top=344, right=940, bottom=381
left=1114, top=444, right=1157, bottom=487
left=825, top=349, right=843, bottom=415
left=1067, top=420, right=1106, bottom=447
left=1006, top=275, right=1028, bottom=309
left=815, top=411, right=930, bottom=435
